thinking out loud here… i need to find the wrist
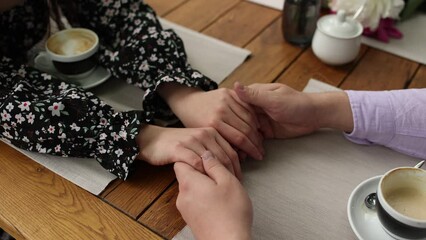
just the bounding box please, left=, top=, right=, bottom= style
left=311, top=92, right=354, bottom=132
left=158, top=82, right=201, bottom=113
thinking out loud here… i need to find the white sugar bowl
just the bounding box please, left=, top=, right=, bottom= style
left=312, top=10, right=363, bottom=65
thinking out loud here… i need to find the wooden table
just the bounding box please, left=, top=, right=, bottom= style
left=1, top=0, right=425, bottom=239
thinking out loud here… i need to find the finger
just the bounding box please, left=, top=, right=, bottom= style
left=258, top=114, right=274, bottom=139
left=234, top=82, right=278, bottom=108
left=218, top=106, right=264, bottom=158
left=201, top=151, right=236, bottom=185
left=174, top=162, right=212, bottom=191
left=229, top=90, right=260, bottom=129
left=216, top=121, right=263, bottom=160
left=199, top=131, right=236, bottom=177
left=227, top=103, right=263, bottom=147
left=175, top=148, right=205, bottom=173
left=215, top=134, right=242, bottom=180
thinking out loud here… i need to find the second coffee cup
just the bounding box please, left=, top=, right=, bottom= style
left=377, top=167, right=426, bottom=240
left=35, top=28, right=99, bottom=79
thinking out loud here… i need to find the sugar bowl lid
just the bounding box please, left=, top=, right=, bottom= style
left=317, top=10, right=363, bottom=39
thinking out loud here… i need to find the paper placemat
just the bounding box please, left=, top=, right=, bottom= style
left=247, top=0, right=284, bottom=10
left=173, top=79, right=421, bottom=240
left=2, top=20, right=251, bottom=195
left=361, top=13, right=426, bottom=65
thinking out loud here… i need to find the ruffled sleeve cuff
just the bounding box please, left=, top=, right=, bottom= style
left=142, top=69, right=217, bottom=120
left=95, top=111, right=153, bottom=180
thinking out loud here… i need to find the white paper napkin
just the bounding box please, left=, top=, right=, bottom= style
left=173, top=79, right=421, bottom=240
left=2, top=20, right=251, bottom=195
left=361, top=13, right=426, bottom=65
left=247, top=0, right=284, bottom=10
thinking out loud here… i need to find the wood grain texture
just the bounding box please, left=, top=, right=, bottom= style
left=275, top=46, right=368, bottom=91
left=103, top=162, right=175, bottom=218
left=145, top=0, right=187, bottom=16
left=203, top=2, right=280, bottom=47
left=408, top=65, right=426, bottom=88
left=340, top=48, right=419, bottom=90
left=138, top=182, right=184, bottom=240
left=164, top=0, right=240, bottom=31
left=220, top=17, right=303, bottom=89
left=0, top=142, right=160, bottom=240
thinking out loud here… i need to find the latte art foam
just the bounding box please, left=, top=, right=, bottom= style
left=48, top=31, right=96, bottom=56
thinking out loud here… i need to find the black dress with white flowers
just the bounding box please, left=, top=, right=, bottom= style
left=0, top=0, right=217, bottom=179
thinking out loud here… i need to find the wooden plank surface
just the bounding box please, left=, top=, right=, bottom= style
left=203, top=2, right=281, bottom=47
left=138, top=182, right=184, bottom=239
left=102, top=163, right=175, bottom=219
left=408, top=65, right=426, bottom=88
left=145, top=0, right=187, bottom=16
left=340, top=48, right=419, bottom=90
left=220, top=17, right=303, bottom=89
left=164, top=0, right=241, bottom=31
left=0, top=142, right=160, bottom=240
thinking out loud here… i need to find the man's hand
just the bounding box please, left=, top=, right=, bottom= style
left=174, top=151, right=252, bottom=240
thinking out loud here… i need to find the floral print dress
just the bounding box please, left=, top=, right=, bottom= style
left=0, top=0, right=217, bottom=179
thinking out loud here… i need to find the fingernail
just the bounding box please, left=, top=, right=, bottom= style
left=235, top=82, right=245, bottom=92
left=201, top=151, right=214, bottom=161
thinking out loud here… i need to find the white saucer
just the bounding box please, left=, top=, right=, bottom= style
left=58, top=66, right=111, bottom=90
left=347, top=175, right=393, bottom=240
left=33, top=54, right=111, bottom=90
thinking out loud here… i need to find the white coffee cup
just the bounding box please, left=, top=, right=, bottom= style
left=377, top=167, right=426, bottom=239
left=35, top=28, right=99, bottom=80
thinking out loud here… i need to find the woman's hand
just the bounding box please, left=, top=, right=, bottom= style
left=159, top=83, right=264, bottom=161
left=174, top=151, right=252, bottom=240
left=136, top=125, right=242, bottom=179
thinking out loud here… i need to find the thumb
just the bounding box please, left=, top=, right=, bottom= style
left=174, top=162, right=204, bottom=186
left=234, top=82, right=271, bottom=108
left=201, top=151, right=234, bottom=184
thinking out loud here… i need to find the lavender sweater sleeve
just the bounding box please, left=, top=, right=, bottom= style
left=344, top=89, right=426, bottom=159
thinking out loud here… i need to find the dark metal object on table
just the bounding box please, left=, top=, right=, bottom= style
left=282, top=0, right=321, bottom=47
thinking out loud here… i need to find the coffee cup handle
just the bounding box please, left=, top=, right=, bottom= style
left=34, top=52, right=56, bottom=75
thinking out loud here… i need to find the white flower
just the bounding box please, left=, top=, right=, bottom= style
left=5, top=103, right=14, bottom=111
left=15, top=113, right=25, bottom=124
left=119, top=130, right=127, bottom=140
left=100, top=118, right=108, bottom=126
left=70, top=123, right=81, bottom=131
left=2, top=123, right=11, bottom=130
left=115, top=149, right=124, bottom=157
left=48, top=125, right=55, bottom=134
left=149, top=54, right=158, bottom=62
left=17, top=68, right=26, bottom=77
left=58, top=82, right=69, bottom=90
left=18, top=101, right=30, bottom=111
left=41, top=73, right=51, bottom=80
left=1, top=110, right=11, bottom=121
left=55, top=145, right=61, bottom=152
left=329, top=0, right=405, bottom=30
left=139, top=60, right=150, bottom=72
left=191, top=72, right=203, bottom=79
left=48, top=102, right=65, bottom=116
left=26, top=112, right=35, bottom=124
left=99, top=133, right=107, bottom=140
